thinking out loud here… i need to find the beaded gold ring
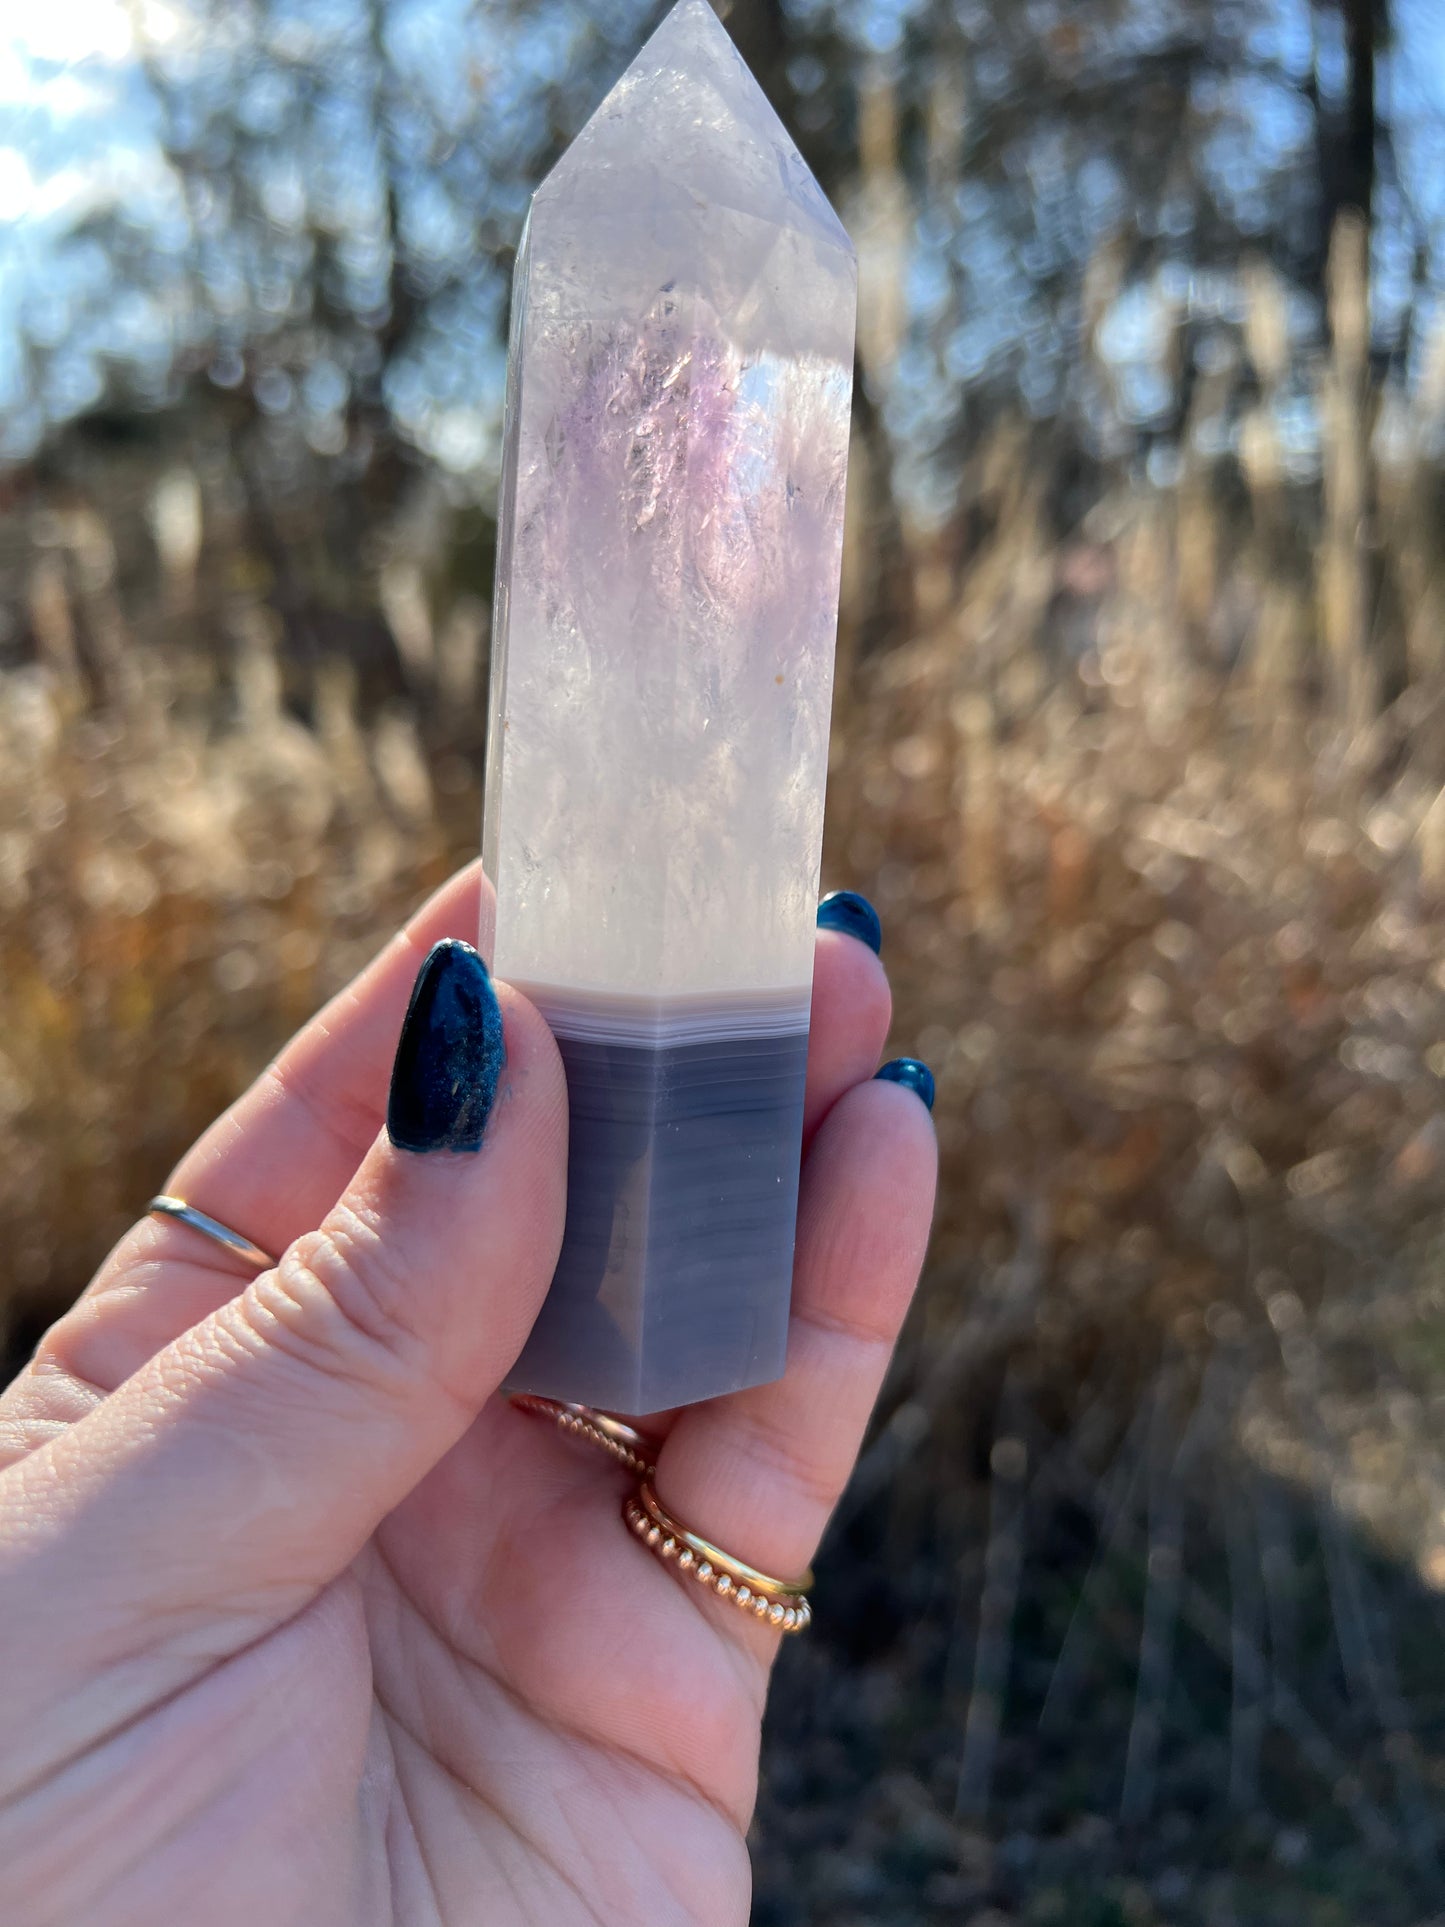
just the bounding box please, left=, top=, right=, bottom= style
left=508, top=1393, right=659, bottom=1480
left=625, top=1482, right=813, bottom=1634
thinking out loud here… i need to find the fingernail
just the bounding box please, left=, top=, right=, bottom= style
left=387, top=939, right=505, bottom=1153
left=875, top=1057, right=935, bottom=1112
left=817, top=889, right=882, bottom=955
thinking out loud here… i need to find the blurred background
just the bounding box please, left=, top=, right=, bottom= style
left=3, top=0, right=1445, bottom=1919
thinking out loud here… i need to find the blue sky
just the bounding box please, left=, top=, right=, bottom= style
left=3, top=0, right=1445, bottom=486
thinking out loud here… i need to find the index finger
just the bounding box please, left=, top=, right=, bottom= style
left=106, top=859, right=498, bottom=1291
left=0, top=863, right=496, bottom=1449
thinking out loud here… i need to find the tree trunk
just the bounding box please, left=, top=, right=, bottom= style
left=1340, top=0, right=1378, bottom=227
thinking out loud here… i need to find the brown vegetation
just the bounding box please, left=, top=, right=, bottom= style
left=7, top=225, right=1445, bottom=1923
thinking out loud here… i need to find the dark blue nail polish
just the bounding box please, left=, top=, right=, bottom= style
left=875, top=1057, right=935, bottom=1111
left=387, top=939, right=505, bottom=1153
left=817, top=889, right=882, bottom=955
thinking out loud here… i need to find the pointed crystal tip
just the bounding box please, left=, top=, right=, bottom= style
left=536, top=0, right=853, bottom=260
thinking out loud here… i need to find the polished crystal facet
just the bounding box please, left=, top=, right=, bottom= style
left=485, top=0, right=856, bottom=1412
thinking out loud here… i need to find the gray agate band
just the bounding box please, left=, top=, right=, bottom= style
left=146, top=1195, right=276, bottom=1271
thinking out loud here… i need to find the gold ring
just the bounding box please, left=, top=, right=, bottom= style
left=625, top=1482, right=813, bottom=1633
left=146, top=1195, right=276, bottom=1271
left=509, top=1394, right=659, bottom=1479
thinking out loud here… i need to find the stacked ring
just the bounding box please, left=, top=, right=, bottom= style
left=625, top=1481, right=813, bottom=1634
left=508, top=1393, right=659, bottom=1480
left=508, top=1396, right=814, bottom=1632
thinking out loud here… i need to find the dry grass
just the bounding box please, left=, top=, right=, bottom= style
left=767, top=504, right=1445, bottom=1921
left=0, top=627, right=464, bottom=1342
left=8, top=350, right=1445, bottom=1920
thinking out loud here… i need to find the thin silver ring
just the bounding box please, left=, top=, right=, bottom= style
left=146, top=1195, right=276, bottom=1271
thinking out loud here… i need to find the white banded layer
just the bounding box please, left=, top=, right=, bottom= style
left=516, top=981, right=813, bottom=1045
left=505, top=987, right=811, bottom=1412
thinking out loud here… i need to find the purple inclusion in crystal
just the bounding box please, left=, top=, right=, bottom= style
left=484, top=2, right=856, bottom=1412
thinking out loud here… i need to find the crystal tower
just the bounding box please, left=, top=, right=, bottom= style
left=485, top=0, right=856, bottom=1412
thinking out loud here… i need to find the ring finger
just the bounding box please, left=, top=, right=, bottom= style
left=647, top=1067, right=937, bottom=1644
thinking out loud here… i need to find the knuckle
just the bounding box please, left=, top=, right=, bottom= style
left=264, top=1055, right=378, bottom=1168
left=729, top=1402, right=842, bottom=1517
left=248, top=1212, right=432, bottom=1398
left=794, top=1290, right=901, bottom=1356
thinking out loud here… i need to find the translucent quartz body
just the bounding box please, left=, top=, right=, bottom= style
left=485, top=0, right=856, bottom=1412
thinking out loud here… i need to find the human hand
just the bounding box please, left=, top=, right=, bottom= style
left=0, top=864, right=936, bottom=1926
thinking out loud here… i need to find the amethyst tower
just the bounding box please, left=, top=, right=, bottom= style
left=485, top=0, right=856, bottom=1412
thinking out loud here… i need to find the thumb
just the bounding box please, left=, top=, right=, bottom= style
left=2, top=941, right=567, bottom=1653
